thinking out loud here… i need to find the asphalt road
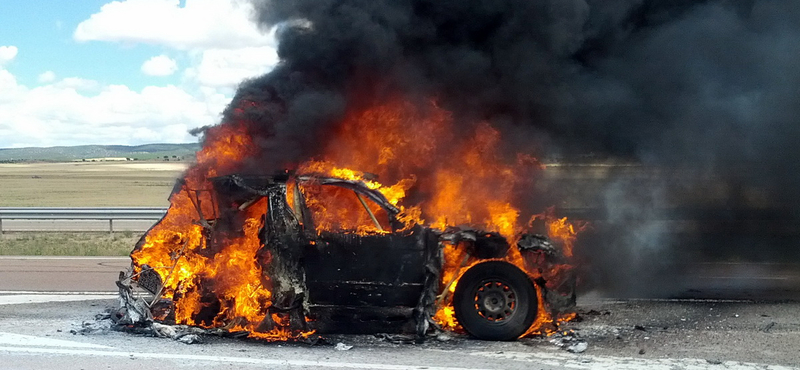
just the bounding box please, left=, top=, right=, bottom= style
left=0, top=297, right=796, bottom=370
left=0, top=256, right=128, bottom=292
left=678, top=262, right=800, bottom=300
left=0, top=257, right=798, bottom=369
left=2, top=256, right=798, bottom=299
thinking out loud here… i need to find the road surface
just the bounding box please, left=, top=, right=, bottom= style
left=0, top=257, right=797, bottom=369
left=0, top=256, right=128, bottom=292
left=0, top=296, right=797, bottom=370
left=3, top=256, right=799, bottom=299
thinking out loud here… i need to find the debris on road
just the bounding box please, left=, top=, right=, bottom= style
left=374, top=333, right=418, bottom=344
left=72, top=319, right=112, bottom=336
left=151, top=323, right=205, bottom=344
left=567, top=341, right=588, bottom=353
left=335, top=342, right=353, bottom=351
left=548, top=331, right=588, bottom=354
left=177, top=333, right=202, bottom=344
left=436, top=332, right=453, bottom=342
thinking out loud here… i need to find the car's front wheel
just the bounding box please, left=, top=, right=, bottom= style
left=452, top=261, right=538, bottom=340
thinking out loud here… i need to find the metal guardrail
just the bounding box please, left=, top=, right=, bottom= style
left=0, top=207, right=167, bottom=234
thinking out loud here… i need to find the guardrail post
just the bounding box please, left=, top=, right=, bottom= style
left=0, top=207, right=166, bottom=233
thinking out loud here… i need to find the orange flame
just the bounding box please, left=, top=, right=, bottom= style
left=132, top=118, right=314, bottom=340
left=131, top=96, right=582, bottom=340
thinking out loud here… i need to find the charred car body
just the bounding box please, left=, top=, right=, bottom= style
left=118, top=172, right=576, bottom=341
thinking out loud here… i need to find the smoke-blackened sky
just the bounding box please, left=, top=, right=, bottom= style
left=238, top=0, right=798, bottom=177
left=221, top=0, right=800, bottom=295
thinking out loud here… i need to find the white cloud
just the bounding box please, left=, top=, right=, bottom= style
left=141, top=55, right=178, bottom=76
left=38, top=71, right=57, bottom=83
left=0, top=69, right=228, bottom=148
left=185, top=47, right=278, bottom=87
left=54, top=77, right=100, bottom=91
left=72, top=0, right=280, bottom=91
left=0, top=70, right=21, bottom=103
left=0, top=1, right=286, bottom=148
left=74, top=0, right=275, bottom=50
left=0, top=46, right=18, bottom=64
left=0, top=70, right=17, bottom=87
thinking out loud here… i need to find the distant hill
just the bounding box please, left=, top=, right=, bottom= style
left=0, top=143, right=200, bottom=162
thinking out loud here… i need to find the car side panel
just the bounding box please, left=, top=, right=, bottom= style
left=303, top=231, right=426, bottom=307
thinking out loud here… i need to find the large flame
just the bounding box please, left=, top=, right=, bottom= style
left=131, top=97, right=581, bottom=340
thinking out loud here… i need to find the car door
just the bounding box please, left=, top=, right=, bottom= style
left=299, top=181, right=428, bottom=309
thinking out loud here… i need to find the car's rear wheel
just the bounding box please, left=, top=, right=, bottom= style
left=453, top=261, right=537, bottom=340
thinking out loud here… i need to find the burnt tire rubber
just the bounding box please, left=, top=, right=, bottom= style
left=453, top=261, right=537, bottom=341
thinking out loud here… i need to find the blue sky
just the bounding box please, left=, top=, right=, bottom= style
left=2, top=1, right=165, bottom=89
left=0, top=0, right=279, bottom=148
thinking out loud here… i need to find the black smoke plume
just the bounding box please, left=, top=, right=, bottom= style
left=209, top=0, right=800, bottom=297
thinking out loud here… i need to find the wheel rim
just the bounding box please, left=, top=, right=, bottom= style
left=473, top=280, right=517, bottom=321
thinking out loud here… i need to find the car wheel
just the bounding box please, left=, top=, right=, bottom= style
left=453, top=261, right=538, bottom=340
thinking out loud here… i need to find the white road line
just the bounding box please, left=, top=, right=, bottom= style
left=0, top=256, right=129, bottom=260
left=0, top=294, right=116, bottom=305
left=470, top=350, right=799, bottom=370
left=704, top=276, right=793, bottom=280
left=596, top=298, right=754, bottom=304
left=0, top=346, right=490, bottom=370
left=0, top=333, right=110, bottom=349
left=0, top=291, right=117, bottom=295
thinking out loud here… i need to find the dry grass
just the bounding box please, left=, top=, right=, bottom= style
left=0, top=161, right=187, bottom=207
left=0, top=161, right=182, bottom=255
left=0, top=232, right=139, bottom=256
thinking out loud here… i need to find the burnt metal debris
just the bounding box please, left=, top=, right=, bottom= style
left=115, top=172, right=575, bottom=342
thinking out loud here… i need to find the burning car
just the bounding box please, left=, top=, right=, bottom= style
left=116, top=167, right=577, bottom=342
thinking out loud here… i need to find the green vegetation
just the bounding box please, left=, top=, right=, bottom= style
left=0, top=143, right=199, bottom=162
left=0, top=232, right=139, bottom=256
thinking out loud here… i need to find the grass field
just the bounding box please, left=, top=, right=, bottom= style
left=0, top=161, right=185, bottom=255
left=0, top=143, right=199, bottom=161
left=0, top=161, right=187, bottom=207
left=0, top=232, right=138, bottom=256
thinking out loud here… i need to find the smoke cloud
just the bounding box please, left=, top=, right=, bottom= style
left=209, top=0, right=800, bottom=297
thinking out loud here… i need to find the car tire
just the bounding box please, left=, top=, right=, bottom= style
left=453, top=261, right=538, bottom=340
